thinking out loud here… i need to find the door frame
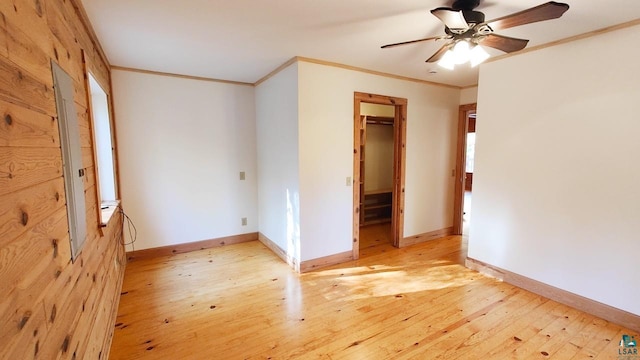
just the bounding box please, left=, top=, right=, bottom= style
left=453, top=103, right=477, bottom=234
left=353, top=92, right=407, bottom=259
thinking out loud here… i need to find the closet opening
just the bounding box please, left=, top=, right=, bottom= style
left=352, top=92, right=407, bottom=260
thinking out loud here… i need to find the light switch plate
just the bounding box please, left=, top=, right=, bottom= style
left=240, top=171, right=245, bottom=180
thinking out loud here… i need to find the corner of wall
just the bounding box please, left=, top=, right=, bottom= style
left=255, top=61, right=301, bottom=265
left=459, top=86, right=478, bottom=105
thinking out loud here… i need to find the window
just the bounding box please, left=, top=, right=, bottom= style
left=466, top=132, right=476, bottom=173
left=86, top=72, right=119, bottom=225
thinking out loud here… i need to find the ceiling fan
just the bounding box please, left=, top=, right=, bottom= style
left=382, top=0, right=569, bottom=68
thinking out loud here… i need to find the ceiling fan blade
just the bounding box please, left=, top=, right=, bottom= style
left=480, top=34, right=529, bottom=53
left=431, top=8, right=469, bottom=32
left=486, top=1, right=569, bottom=31
left=426, top=44, right=451, bottom=63
left=381, top=36, right=442, bottom=49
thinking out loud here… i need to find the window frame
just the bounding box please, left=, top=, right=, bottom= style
left=83, top=52, right=120, bottom=229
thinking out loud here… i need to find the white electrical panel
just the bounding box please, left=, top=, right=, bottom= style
left=52, top=62, right=87, bottom=261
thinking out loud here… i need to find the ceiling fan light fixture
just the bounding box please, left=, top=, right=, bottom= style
left=382, top=1, right=571, bottom=73
left=437, top=49, right=456, bottom=70
left=469, top=44, right=490, bottom=67
left=438, top=40, right=490, bottom=69
left=452, top=40, right=471, bottom=64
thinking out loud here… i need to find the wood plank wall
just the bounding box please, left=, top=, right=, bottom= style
left=0, top=0, right=125, bottom=359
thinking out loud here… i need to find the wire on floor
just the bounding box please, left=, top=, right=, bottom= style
left=118, top=207, right=137, bottom=255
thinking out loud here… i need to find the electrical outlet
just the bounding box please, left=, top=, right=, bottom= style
left=239, top=171, right=246, bottom=180
left=241, top=217, right=247, bottom=226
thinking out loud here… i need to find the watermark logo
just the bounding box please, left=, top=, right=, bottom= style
left=618, top=334, right=638, bottom=360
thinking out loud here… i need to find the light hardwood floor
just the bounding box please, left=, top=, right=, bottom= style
left=109, top=226, right=632, bottom=359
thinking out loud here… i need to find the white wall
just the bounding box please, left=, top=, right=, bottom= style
left=112, top=70, right=258, bottom=251
left=361, top=103, right=394, bottom=117
left=460, top=86, right=478, bottom=105
left=255, top=64, right=301, bottom=262
left=364, top=124, right=393, bottom=192
left=470, top=25, right=640, bottom=315
left=361, top=103, right=394, bottom=192
left=298, top=62, right=460, bottom=261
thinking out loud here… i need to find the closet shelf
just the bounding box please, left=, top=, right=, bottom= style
left=364, top=188, right=393, bottom=195
left=361, top=190, right=392, bottom=226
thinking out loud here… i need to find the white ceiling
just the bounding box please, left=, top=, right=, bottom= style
left=81, top=0, right=640, bottom=87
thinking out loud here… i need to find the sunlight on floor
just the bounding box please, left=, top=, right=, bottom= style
left=308, top=264, right=401, bottom=277
left=317, top=263, right=478, bottom=301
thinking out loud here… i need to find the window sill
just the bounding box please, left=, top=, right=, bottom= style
left=100, top=200, right=120, bottom=228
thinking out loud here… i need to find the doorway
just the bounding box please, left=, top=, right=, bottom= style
left=352, top=92, right=407, bottom=260
left=453, top=103, right=477, bottom=236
